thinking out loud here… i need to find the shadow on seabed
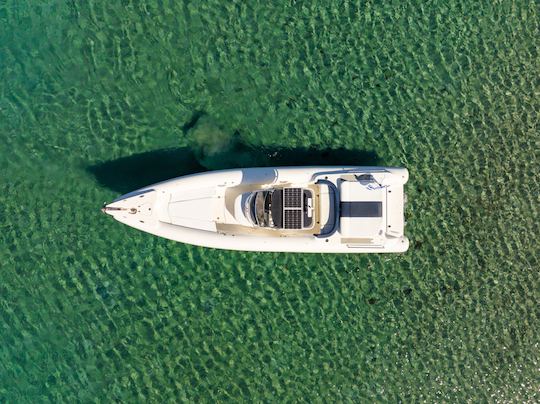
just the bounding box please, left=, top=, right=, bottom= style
left=88, top=113, right=380, bottom=194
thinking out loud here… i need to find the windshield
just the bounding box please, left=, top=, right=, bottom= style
left=252, top=190, right=272, bottom=227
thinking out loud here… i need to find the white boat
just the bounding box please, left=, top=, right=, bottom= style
left=102, top=166, right=409, bottom=253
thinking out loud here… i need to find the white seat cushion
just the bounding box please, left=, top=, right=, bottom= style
left=339, top=181, right=385, bottom=238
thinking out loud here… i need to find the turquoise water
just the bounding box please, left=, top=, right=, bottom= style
left=1, top=0, right=539, bottom=401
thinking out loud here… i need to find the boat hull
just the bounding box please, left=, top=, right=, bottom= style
left=102, top=166, right=409, bottom=253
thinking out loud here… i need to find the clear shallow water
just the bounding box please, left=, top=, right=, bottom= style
left=1, top=0, right=539, bottom=401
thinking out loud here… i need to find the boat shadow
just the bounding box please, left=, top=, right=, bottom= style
left=89, top=145, right=379, bottom=194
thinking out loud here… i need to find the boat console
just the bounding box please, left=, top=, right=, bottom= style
left=245, top=187, right=314, bottom=230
